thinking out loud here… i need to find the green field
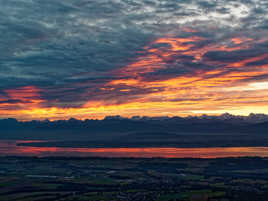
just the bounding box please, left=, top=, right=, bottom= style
left=0, top=157, right=268, bottom=201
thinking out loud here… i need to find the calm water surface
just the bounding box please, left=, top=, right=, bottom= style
left=1, top=140, right=268, bottom=158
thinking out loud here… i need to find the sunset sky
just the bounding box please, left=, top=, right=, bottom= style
left=0, top=0, right=268, bottom=120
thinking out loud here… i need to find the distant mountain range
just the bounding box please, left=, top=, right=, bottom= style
left=0, top=113, right=268, bottom=137
left=1, top=113, right=268, bottom=147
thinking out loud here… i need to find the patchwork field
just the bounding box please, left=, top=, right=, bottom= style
left=0, top=157, right=268, bottom=201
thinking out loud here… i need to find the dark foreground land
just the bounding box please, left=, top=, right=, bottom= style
left=1, top=157, right=268, bottom=201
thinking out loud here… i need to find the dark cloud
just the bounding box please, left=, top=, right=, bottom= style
left=0, top=0, right=267, bottom=109
left=204, top=50, right=259, bottom=63
left=0, top=99, right=31, bottom=104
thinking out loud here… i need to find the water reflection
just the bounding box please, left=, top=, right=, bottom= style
left=1, top=140, right=268, bottom=158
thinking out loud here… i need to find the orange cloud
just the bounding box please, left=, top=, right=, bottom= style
left=0, top=86, right=44, bottom=110
left=5, top=86, right=42, bottom=102
left=231, top=54, right=268, bottom=68
left=1, top=34, right=268, bottom=120
left=232, top=37, right=252, bottom=45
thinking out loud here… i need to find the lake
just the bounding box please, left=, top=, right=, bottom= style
left=1, top=140, right=268, bottom=158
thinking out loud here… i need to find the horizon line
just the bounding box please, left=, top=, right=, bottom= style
left=1, top=112, right=268, bottom=122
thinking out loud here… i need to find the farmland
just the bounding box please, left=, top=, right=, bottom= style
left=0, top=157, right=268, bottom=201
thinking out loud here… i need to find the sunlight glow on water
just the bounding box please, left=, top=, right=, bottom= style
left=1, top=141, right=268, bottom=158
